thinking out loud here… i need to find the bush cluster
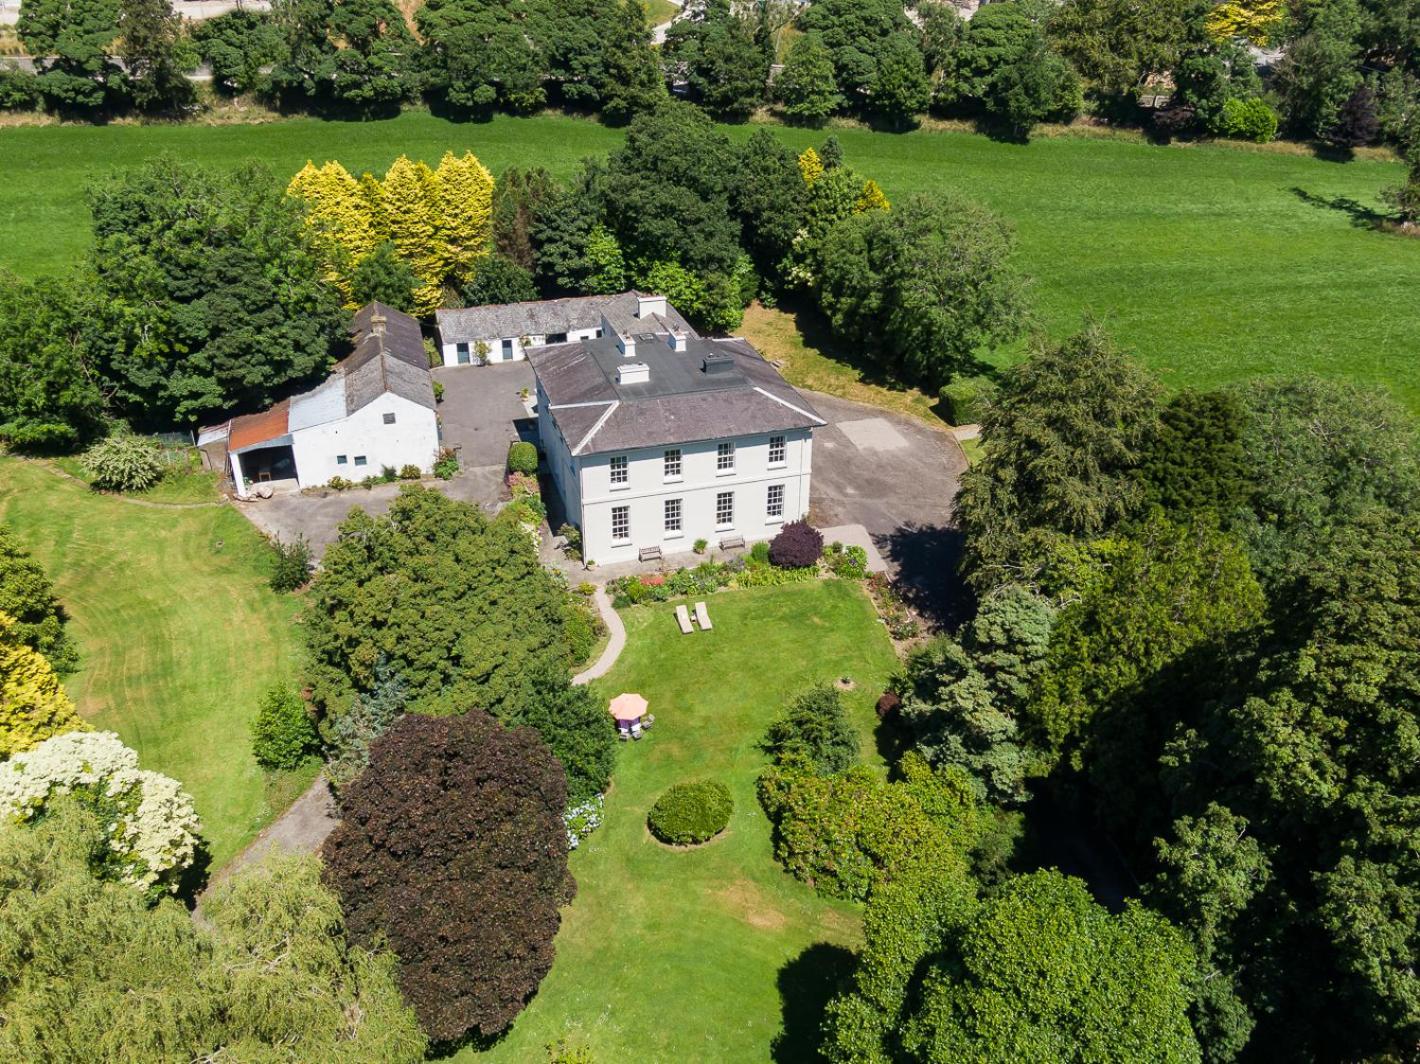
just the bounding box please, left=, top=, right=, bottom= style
left=507, top=441, right=539, bottom=475
left=268, top=535, right=313, bottom=593
left=608, top=562, right=735, bottom=607
left=249, top=683, right=319, bottom=770
left=825, top=542, right=869, bottom=580
left=433, top=448, right=460, bottom=480
left=1212, top=97, right=1279, bottom=143
left=763, top=684, right=859, bottom=775
left=82, top=435, right=165, bottom=493
left=769, top=521, right=824, bottom=569
left=647, top=780, right=733, bottom=846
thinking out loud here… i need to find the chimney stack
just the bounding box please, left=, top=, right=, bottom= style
left=370, top=312, right=388, bottom=338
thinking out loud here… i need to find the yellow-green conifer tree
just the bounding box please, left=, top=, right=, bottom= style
left=0, top=611, right=87, bottom=759
left=381, top=155, right=446, bottom=313
left=798, top=147, right=824, bottom=186
left=854, top=179, right=891, bottom=214
left=432, top=151, right=495, bottom=292
left=287, top=160, right=379, bottom=305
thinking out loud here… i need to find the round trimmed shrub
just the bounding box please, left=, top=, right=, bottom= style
left=648, top=780, right=733, bottom=845
left=82, top=435, right=164, bottom=493
left=508, top=441, right=539, bottom=475
left=769, top=520, right=824, bottom=569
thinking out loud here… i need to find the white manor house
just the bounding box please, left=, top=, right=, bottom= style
left=501, top=292, right=826, bottom=567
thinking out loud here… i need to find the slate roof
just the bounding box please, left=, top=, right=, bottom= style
left=229, top=304, right=433, bottom=452
left=529, top=334, right=824, bottom=457
left=435, top=291, right=691, bottom=345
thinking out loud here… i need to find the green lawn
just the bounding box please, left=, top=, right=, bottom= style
left=0, top=458, right=306, bottom=868
left=464, top=579, right=898, bottom=1063
left=0, top=111, right=1415, bottom=408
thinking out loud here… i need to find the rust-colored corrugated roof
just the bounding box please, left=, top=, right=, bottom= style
left=228, top=399, right=290, bottom=452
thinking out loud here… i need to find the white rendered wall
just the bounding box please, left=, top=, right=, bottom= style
left=290, top=394, right=439, bottom=488
left=538, top=384, right=586, bottom=526
left=575, top=430, right=813, bottom=565
left=440, top=326, right=602, bottom=367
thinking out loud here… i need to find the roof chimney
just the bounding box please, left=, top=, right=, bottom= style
left=370, top=312, right=387, bottom=338
left=666, top=329, right=688, bottom=353
left=636, top=293, right=667, bottom=320
left=617, top=362, right=650, bottom=386
left=702, top=352, right=734, bottom=376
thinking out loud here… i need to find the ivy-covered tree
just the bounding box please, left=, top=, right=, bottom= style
left=322, top=711, right=574, bottom=1042
left=0, top=272, right=108, bottom=451
left=17, top=0, right=123, bottom=114
left=955, top=324, right=1162, bottom=592
left=88, top=157, right=344, bottom=425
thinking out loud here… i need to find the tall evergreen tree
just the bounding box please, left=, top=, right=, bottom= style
left=17, top=0, right=123, bottom=113
left=775, top=32, right=843, bottom=126
left=118, top=0, right=195, bottom=113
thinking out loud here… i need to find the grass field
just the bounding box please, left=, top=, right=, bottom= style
left=463, top=579, right=897, bottom=1063
left=0, top=458, right=306, bottom=868
left=0, top=111, right=1415, bottom=409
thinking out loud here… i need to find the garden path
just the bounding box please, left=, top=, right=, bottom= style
left=573, top=585, right=626, bottom=685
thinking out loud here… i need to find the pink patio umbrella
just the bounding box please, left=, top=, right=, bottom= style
left=608, top=692, right=649, bottom=725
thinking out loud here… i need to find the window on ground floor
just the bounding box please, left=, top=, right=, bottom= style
left=336, top=455, right=348, bottom=465
left=716, top=491, right=734, bottom=529
left=501, top=338, right=514, bottom=359
left=612, top=505, right=631, bottom=542
left=767, top=483, right=785, bottom=520
left=456, top=342, right=471, bottom=364
left=665, top=498, right=682, bottom=534
left=353, top=456, right=368, bottom=467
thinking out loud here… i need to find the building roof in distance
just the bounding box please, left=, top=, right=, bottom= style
left=435, top=290, right=691, bottom=345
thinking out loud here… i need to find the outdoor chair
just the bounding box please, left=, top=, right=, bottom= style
left=695, top=601, right=713, bottom=630
left=676, top=604, right=694, bottom=634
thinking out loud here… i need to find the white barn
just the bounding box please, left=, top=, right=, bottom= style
left=204, top=303, right=440, bottom=498
left=526, top=294, right=824, bottom=566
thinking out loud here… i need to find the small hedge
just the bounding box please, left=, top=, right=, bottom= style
left=648, top=780, right=733, bottom=845
left=939, top=376, right=998, bottom=427
left=82, top=435, right=165, bottom=493
left=507, top=441, right=538, bottom=475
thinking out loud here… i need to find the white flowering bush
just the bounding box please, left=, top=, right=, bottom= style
left=565, top=794, right=605, bottom=850
left=0, top=730, right=201, bottom=897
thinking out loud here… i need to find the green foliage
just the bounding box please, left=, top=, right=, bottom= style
left=81, top=434, right=164, bottom=493
left=268, top=0, right=421, bottom=114
left=1228, top=375, right=1420, bottom=590
left=1141, top=389, right=1251, bottom=519
left=823, top=541, right=868, bottom=580
left=763, top=683, right=858, bottom=775
left=193, top=10, right=283, bottom=96
left=433, top=447, right=459, bottom=479
left=900, top=585, right=1056, bottom=804
left=250, top=682, right=318, bottom=769
left=868, top=32, right=932, bottom=128
left=322, top=711, right=574, bottom=1042
left=608, top=561, right=734, bottom=607
left=348, top=240, right=419, bottom=313
left=797, top=0, right=918, bottom=107
left=508, top=440, right=539, bottom=475
left=1049, top=0, right=1206, bottom=110
left=87, top=157, right=344, bottom=424
left=938, top=375, right=997, bottom=426
left=306, top=488, right=613, bottom=799
left=0, top=805, right=425, bottom=1062
left=0, top=525, right=77, bottom=673
left=733, top=129, right=808, bottom=272
left=268, top=534, right=313, bottom=592
left=0, top=68, right=42, bottom=112
left=0, top=272, right=108, bottom=451
left=661, top=0, right=768, bottom=121
left=1212, top=96, right=1279, bottom=142
left=118, top=0, right=196, bottom=114
left=647, top=779, right=733, bottom=845
left=1032, top=511, right=1264, bottom=762
left=1273, top=0, right=1363, bottom=139
left=815, top=194, right=1028, bottom=390
left=17, top=0, right=122, bottom=114
left=460, top=252, right=538, bottom=307
left=898, top=871, right=1201, bottom=1062
left=775, top=32, right=843, bottom=126
left=323, top=658, right=407, bottom=791
left=956, top=324, right=1163, bottom=592
left=0, top=610, right=86, bottom=758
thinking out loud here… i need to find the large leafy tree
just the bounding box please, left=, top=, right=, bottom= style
left=1048, top=0, right=1209, bottom=110
left=885, top=871, right=1200, bottom=1063
left=775, top=32, right=843, bottom=126
left=732, top=129, right=808, bottom=273
left=867, top=31, right=932, bottom=128
left=1274, top=0, right=1364, bottom=138
left=0, top=272, right=108, bottom=451
left=268, top=0, right=420, bottom=113
left=1140, top=389, right=1251, bottom=519
left=193, top=10, right=285, bottom=96
left=493, top=166, right=558, bottom=272
left=417, top=0, right=547, bottom=114
left=602, top=102, right=743, bottom=274
left=88, top=157, right=344, bottom=425
left=305, top=487, right=613, bottom=799
left=322, top=711, right=575, bottom=1043
left=541, top=0, right=665, bottom=121
left=797, top=0, right=918, bottom=109
left=955, top=324, right=1162, bottom=592
left=662, top=0, right=768, bottom=121
left=815, top=194, right=1029, bottom=390
left=17, top=0, right=123, bottom=113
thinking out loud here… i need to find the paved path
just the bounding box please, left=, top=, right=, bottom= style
left=198, top=774, right=338, bottom=906
left=573, top=585, right=626, bottom=685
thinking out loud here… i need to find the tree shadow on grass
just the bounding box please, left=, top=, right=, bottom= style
left=780, top=297, right=925, bottom=397
left=1290, top=186, right=1391, bottom=231
left=771, top=942, right=858, bottom=1063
